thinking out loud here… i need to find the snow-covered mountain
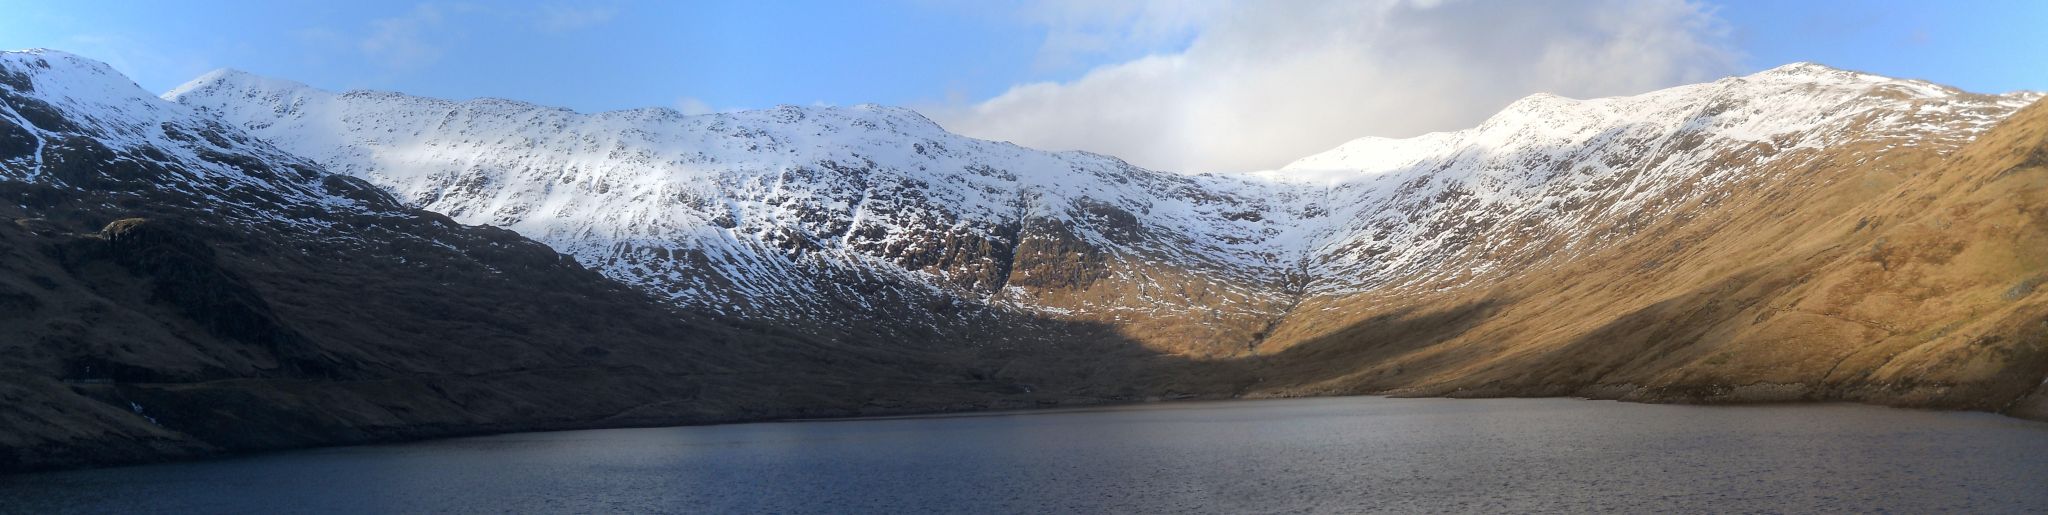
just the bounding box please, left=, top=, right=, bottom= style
left=165, top=71, right=1305, bottom=351
left=5, top=49, right=1115, bottom=472
left=13, top=48, right=2048, bottom=471
left=0, top=49, right=395, bottom=231
left=165, top=62, right=2039, bottom=354
left=1249, top=64, right=2037, bottom=295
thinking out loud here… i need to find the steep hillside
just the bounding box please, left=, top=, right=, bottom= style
left=170, top=63, right=2039, bottom=360
left=10, top=46, right=2048, bottom=472
left=0, top=50, right=1229, bottom=473
left=170, top=59, right=2048, bottom=417
left=167, top=75, right=1296, bottom=355
left=1251, top=64, right=2032, bottom=297
left=1243, top=97, right=2048, bottom=416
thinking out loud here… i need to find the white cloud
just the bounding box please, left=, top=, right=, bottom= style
left=352, top=3, right=615, bottom=71
left=360, top=4, right=450, bottom=69
left=294, top=27, right=352, bottom=50
left=674, top=97, right=715, bottom=115
left=928, top=0, right=1738, bottom=173
left=1020, top=0, right=1222, bottom=72
left=535, top=4, right=620, bottom=33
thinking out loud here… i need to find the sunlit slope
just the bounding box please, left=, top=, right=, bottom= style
left=170, top=63, right=2037, bottom=359
left=1250, top=97, right=2048, bottom=415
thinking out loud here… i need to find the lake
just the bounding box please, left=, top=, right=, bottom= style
left=4, top=396, right=2046, bottom=513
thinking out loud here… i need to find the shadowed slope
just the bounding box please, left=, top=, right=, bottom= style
left=0, top=50, right=1246, bottom=473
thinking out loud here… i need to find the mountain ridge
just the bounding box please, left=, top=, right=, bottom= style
left=2, top=49, right=1208, bottom=473
left=166, top=58, right=2041, bottom=356
left=7, top=48, right=2048, bottom=473
left=163, top=52, right=2048, bottom=415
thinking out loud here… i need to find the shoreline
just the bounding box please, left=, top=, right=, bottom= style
left=10, top=387, right=2045, bottom=477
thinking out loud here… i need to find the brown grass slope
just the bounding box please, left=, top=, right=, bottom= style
left=1245, top=98, right=2048, bottom=417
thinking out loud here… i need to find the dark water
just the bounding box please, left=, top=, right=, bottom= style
left=5, top=397, right=2048, bottom=514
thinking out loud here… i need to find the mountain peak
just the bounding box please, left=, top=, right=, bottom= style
left=1744, top=61, right=1889, bottom=86
left=1, top=49, right=143, bottom=95
left=847, top=103, right=947, bottom=132
left=1491, top=92, right=1584, bottom=120
left=1, top=48, right=102, bottom=65
left=1760, top=61, right=1841, bottom=75
left=163, top=67, right=955, bottom=137
left=1276, top=61, right=2033, bottom=181
left=1, top=50, right=194, bottom=133
left=163, top=67, right=315, bottom=103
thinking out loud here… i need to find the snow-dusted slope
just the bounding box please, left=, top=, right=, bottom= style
left=0, top=50, right=387, bottom=228
left=0, top=50, right=605, bottom=305
left=1247, top=63, right=2039, bottom=295
left=7, top=50, right=1119, bottom=471
left=165, top=62, right=2039, bottom=351
left=166, top=72, right=1298, bottom=344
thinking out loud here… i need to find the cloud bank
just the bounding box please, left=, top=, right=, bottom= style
left=929, top=0, right=1738, bottom=173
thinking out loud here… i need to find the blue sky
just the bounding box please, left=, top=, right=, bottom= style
left=4, top=0, right=2043, bottom=171
left=1715, top=0, right=2048, bottom=93
left=0, top=0, right=1175, bottom=111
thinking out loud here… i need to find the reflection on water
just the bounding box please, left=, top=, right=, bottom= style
left=4, top=397, right=2046, bottom=513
